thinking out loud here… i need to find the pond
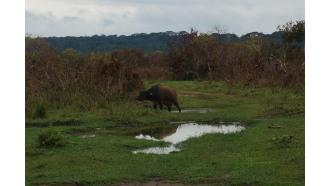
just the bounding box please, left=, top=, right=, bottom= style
left=133, top=122, right=245, bottom=154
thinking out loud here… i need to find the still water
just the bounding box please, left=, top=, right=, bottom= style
left=133, top=122, right=245, bottom=154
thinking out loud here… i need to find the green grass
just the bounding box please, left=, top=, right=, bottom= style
left=26, top=80, right=304, bottom=185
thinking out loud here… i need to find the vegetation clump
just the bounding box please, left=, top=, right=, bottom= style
left=272, top=134, right=294, bottom=148
left=32, top=101, right=47, bottom=119
left=37, top=127, right=66, bottom=148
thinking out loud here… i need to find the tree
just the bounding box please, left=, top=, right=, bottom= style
left=212, top=24, right=229, bottom=35
left=277, top=20, right=305, bottom=43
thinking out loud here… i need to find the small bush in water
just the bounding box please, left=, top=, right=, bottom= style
left=37, top=127, right=65, bottom=148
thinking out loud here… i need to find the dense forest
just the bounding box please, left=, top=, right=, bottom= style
left=43, top=31, right=303, bottom=54
left=26, top=20, right=305, bottom=113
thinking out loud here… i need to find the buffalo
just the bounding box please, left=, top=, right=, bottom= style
left=136, top=85, right=181, bottom=112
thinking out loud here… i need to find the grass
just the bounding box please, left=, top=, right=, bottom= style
left=32, top=101, right=47, bottom=119
left=25, top=80, right=304, bottom=185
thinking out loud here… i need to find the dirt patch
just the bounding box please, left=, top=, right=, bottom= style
left=25, top=122, right=50, bottom=128
left=52, top=120, right=82, bottom=127
left=26, top=120, right=82, bottom=128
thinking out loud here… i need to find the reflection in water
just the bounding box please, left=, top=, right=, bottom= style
left=133, top=123, right=245, bottom=154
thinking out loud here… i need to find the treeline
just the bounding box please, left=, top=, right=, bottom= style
left=44, top=31, right=178, bottom=54
left=42, top=30, right=302, bottom=54
left=165, top=28, right=304, bottom=88
left=26, top=21, right=304, bottom=114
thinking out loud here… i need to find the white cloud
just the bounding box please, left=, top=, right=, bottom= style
left=26, top=0, right=139, bottom=36
left=25, top=0, right=305, bottom=36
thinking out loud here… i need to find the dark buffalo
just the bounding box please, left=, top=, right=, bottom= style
left=136, top=85, right=181, bottom=112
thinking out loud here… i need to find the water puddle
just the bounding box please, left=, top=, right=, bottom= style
left=80, top=134, right=96, bottom=138
left=133, top=122, right=245, bottom=154
left=133, top=145, right=180, bottom=154
left=172, top=108, right=216, bottom=113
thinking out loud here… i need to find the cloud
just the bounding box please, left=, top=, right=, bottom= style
left=25, top=0, right=304, bottom=36
left=26, top=0, right=139, bottom=36
left=62, top=16, right=81, bottom=23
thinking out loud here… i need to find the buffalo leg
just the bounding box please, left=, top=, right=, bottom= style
left=174, top=101, right=181, bottom=113
left=159, top=101, right=164, bottom=110
left=167, top=105, right=172, bottom=112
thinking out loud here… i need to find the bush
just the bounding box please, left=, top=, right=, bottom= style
left=37, top=127, right=66, bottom=148
left=272, top=134, right=294, bottom=148
left=25, top=37, right=144, bottom=112
left=32, top=102, right=47, bottom=119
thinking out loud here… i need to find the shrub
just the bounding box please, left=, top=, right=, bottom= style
left=33, top=102, right=47, bottom=119
left=37, top=127, right=66, bottom=148
left=25, top=37, right=144, bottom=112
left=272, top=134, right=294, bottom=148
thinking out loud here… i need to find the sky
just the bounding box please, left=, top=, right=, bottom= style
left=25, top=0, right=305, bottom=37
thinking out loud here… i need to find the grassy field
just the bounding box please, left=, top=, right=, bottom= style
left=25, top=80, right=305, bottom=185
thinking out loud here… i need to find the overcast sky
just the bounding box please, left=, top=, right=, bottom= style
left=25, top=0, right=304, bottom=37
